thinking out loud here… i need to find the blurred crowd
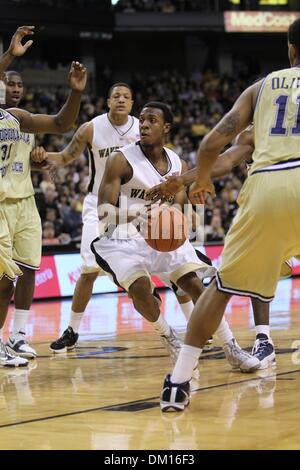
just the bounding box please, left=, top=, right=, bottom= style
left=8, top=0, right=228, bottom=12
left=114, top=0, right=213, bottom=12
left=25, top=69, right=251, bottom=246
left=8, top=0, right=296, bottom=12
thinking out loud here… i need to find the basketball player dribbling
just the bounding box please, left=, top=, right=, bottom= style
left=88, top=101, right=260, bottom=371
left=33, top=84, right=208, bottom=353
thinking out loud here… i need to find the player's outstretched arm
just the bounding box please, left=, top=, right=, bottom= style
left=9, top=61, right=87, bottom=133
left=0, top=26, right=34, bottom=76
left=146, top=128, right=254, bottom=202
left=190, top=80, right=261, bottom=204
left=31, top=123, right=92, bottom=168
left=212, top=126, right=254, bottom=177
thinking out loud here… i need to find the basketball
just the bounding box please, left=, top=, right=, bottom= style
left=143, top=205, right=187, bottom=252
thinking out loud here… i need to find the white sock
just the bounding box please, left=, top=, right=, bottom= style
left=152, top=314, right=170, bottom=337
left=215, top=317, right=234, bottom=345
left=69, top=311, right=84, bottom=333
left=179, top=300, right=194, bottom=322
left=0, top=327, right=3, bottom=341
left=12, top=309, right=30, bottom=336
left=171, top=344, right=202, bottom=383
left=255, top=325, right=271, bottom=340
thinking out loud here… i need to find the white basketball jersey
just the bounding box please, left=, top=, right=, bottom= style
left=87, top=113, right=140, bottom=195
left=111, top=142, right=182, bottom=239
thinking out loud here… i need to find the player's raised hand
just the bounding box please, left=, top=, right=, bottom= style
left=30, top=146, right=48, bottom=163
left=146, top=175, right=185, bottom=203
left=8, top=26, right=34, bottom=57
left=189, top=177, right=215, bottom=205
left=68, top=61, right=87, bottom=92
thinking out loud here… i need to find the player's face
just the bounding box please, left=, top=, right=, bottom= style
left=107, top=86, right=133, bottom=116
left=139, top=107, right=170, bottom=146
left=5, top=74, right=24, bottom=107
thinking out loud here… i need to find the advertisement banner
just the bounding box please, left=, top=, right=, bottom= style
left=224, top=11, right=300, bottom=33
left=54, top=253, right=118, bottom=297
left=34, top=249, right=300, bottom=300
left=34, top=256, right=61, bottom=299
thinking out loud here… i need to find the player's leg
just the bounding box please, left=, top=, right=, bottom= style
left=175, top=291, right=194, bottom=321
left=50, top=271, right=100, bottom=353
left=0, top=277, right=28, bottom=367
left=158, top=273, right=195, bottom=322
left=174, top=288, right=213, bottom=350
left=176, top=271, right=260, bottom=373
left=250, top=260, right=292, bottom=368
left=128, top=276, right=182, bottom=363
left=160, top=171, right=289, bottom=411
left=7, top=196, right=41, bottom=358
left=50, top=194, right=100, bottom=353
left=91, top=236, right=182, bottom=363
left=251, top=298, right=276, bottom=368
left=8, top=266, right=37, bottom=358
left=160, top=281, right=231, bottom=411
left=0, top=277, right=15, bottom=332
left=0, top=205, right=28, bottom=367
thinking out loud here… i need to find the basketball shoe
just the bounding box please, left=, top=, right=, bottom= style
left=160, top=374, right=190, bottom=412
left=252, top=334, right=276, bottom=369
left=49, top=326, right=79, bottom=353
left=7, top=331, right=37, bottom=359
left=223, top=338, right=261, bottom=372
left=0, top=340, right=28, bottom=367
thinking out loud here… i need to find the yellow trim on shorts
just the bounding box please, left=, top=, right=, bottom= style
left=122, top=270, right=155, bottom=292
left=81, top=265, right=102, bottom=275
left=170, top=262, right=206, bottom=284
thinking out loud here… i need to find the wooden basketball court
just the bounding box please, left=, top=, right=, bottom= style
left=1, top=278, right=300, bottom=450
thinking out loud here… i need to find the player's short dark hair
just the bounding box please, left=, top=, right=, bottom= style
left=108, top=82, right=133, bottom=98
left=5, top=70, right=22, bottom=79
left=288, top=19, right=300, bottom=56
left=142, top=101, right=173, bottom=125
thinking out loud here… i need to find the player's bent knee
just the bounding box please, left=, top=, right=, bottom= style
left=177, top=272, right=203, bottom=294
left=128, top=277, right=152, bottom=300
